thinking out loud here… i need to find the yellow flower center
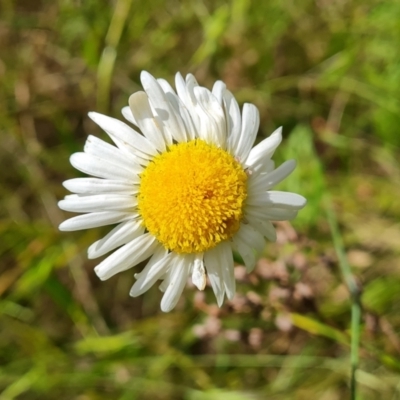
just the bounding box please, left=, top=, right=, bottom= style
left=138, top=139, right=248, bottom=254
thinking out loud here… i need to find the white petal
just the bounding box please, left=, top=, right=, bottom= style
left=88, top=219, right=145, bottom=259
left=252, top=160, right=276, bottom=176
left=246, top=127, right=282, bottom=169
left=249, top=191, right=307, bottom=209
left=236, top=224, right=265, bottom=253
left=178, top=73, right=200, bottom=103
left=129, top=91, right=167, bottom=152
left=192, top=254, right=206, bottom=290
left=88, top=112, right=158, bottom=158
left=159, top=78, right=196, bottom=141
left=235, top=103, right=260, bottom=162
left=185, top=74, right=199, bottom=89
left=211, top=80, right=226, bottom=106
left=141, top=71, right=186, bottom=144
left=59, top=211, right=133, bottom=231
left=130, top=247, right=171, bottom=297
left=248, top=160, right=296, bottom=194
left=231, top=237, right=256, bottom=273
left=175, top=72, right=190, bottom=104
left=245, top=206, right=298, bottom=221
left=265, top=209, right=298, bottom=221
left=224, top=89, right=242, bottom=154
left=94, top=233, right=158, bottom=280
left=204, top=246, right=225, bottom=306
left=247, top=218, right=277, bottom=242
left=70, top=152, right=139, bottom=183
left=157, top=79, right=185, bottom=130
left=160, top=254, right=192, bottom=312
left=157, top=78, right=176, bottom=95
left=158, top=256, right=178, bottom=294
left=175, top=73, right=201, bottom=135
left=121, top=106, right=139, bottom=127
left=63, top=178, right=137, bottom=195
left=218, top=241, right=236, bottom=300
left=58, top=194, right=136, bottom=213
left=158, top=277, right=169, bottom=293
left=175, top=98, right=197, bottom=141
left=193, top=86, right=226, bottom=147
left=84, top=135, right=141, bottom=172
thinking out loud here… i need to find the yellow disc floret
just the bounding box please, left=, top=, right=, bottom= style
left=138, top=139, right=248, bottom=254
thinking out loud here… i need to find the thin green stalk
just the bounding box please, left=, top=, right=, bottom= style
left=325, top=198, right=361, bottom=400
left=97, top=0, right=133, bottom=112
left=350, top=299, right=361, bottom=398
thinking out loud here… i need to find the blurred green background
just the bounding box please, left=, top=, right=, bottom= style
left=1, top=0, right=400, bottom=398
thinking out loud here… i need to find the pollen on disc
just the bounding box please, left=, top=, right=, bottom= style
left=138, top=139, right=248, bottom=254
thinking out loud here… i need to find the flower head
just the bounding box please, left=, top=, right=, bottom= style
left=59, top=71, right=306, bottom=312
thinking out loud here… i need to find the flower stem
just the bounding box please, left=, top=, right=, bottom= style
left=325, top=198, right=361, bottom=400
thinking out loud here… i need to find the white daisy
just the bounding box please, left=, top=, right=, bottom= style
left=59, top=71, right=306, bottom=312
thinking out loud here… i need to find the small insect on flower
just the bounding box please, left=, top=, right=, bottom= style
left=58, top=71, right=306, bottom=312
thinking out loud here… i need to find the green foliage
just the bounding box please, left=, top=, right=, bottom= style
left=362, top=278, right=400, bottom=314
left=1, top=0, right=400, bottom=398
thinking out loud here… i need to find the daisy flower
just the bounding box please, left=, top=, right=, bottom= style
left=59, top=71, right=306, bottom=312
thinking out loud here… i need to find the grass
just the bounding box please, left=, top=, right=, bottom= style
left=326, top=200, right=361, bottom=399
left=1, top=0, right=400, bottom=398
